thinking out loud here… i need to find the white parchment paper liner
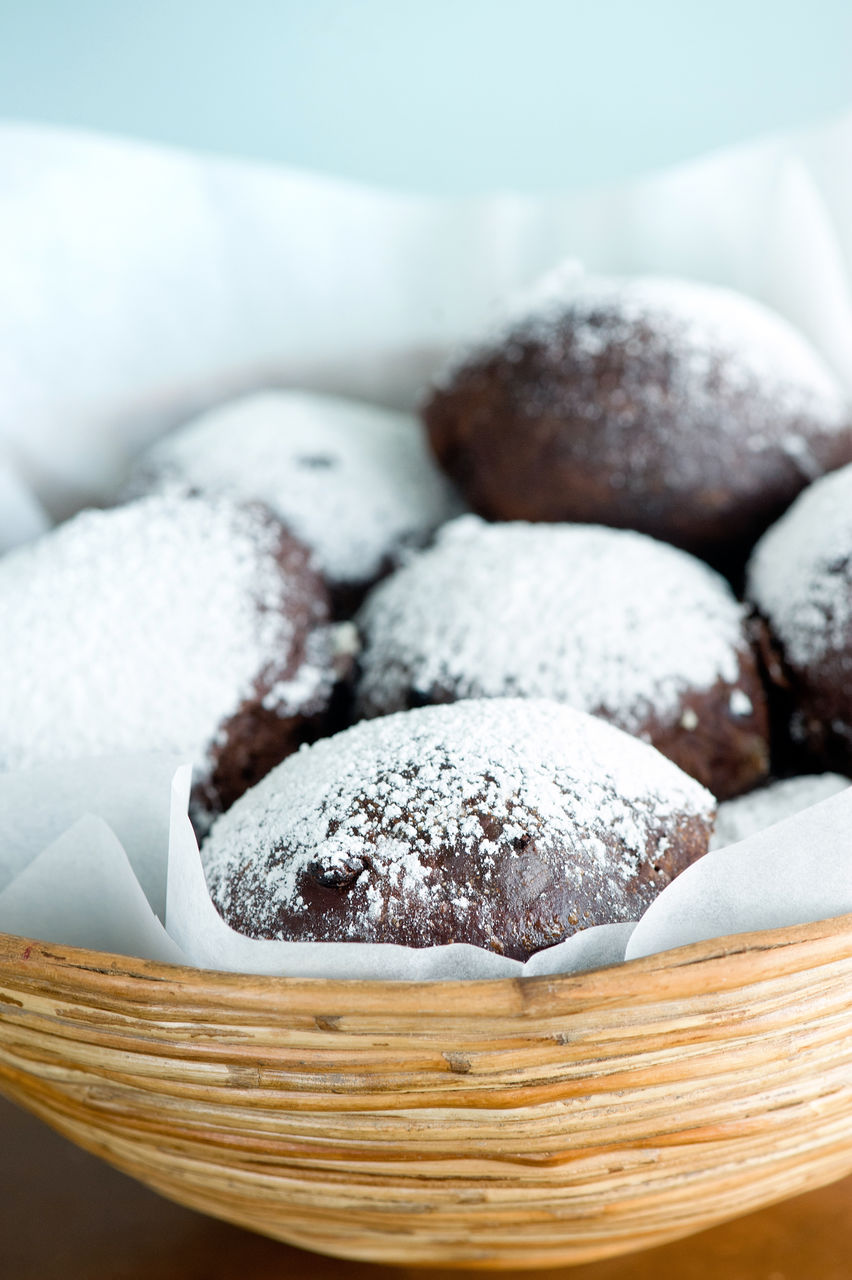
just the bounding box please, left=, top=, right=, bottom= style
left=0, top=755, right=849, bottom=979
left=2, top=117, right=852, bottom=975
left=3, top=113, right=852, bottom=529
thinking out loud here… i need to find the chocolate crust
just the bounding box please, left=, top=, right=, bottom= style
left=219, top=802, right=711, bottom=961
left=424, top=288, right=852, bottom=570
left=637, top=662, right=770, bottom=801
left=745, top=465, right=852, bottom=779
left=191, top=515, right=342, bottom=829
left=750, top=609, right=852, bottom=778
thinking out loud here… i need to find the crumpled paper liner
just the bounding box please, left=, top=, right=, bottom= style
left=2, top=114, right=852, bottom=525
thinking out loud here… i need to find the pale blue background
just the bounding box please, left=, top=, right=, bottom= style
left=0, top=1, right=849, bottom=192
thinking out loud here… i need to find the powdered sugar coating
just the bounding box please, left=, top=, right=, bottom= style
left=710, top=774, right=850, bottom=850
left=356, top=517, right=752, bottom=735
left=439, top=274, right=848, bottom=489
left=748, top=463, right=852, bottom=669
left=202, top=699, right=715, bottom=958
left=0, top=493, right=335, bottom=786
left=130, top=390, right=462, bottom=591
left=511, top=271, right=843, bottom=416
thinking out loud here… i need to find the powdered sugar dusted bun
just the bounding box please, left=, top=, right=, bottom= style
left=202, top=699, right=715, bottom=959
left=424, top=273, right=852, bottom=567
left=355, top=517, right=769, bottom=800
left=747, top=462, right=852, bottom=773
left=0, top=493, right=338, bottom=824
left=128, top=390, right=462, bottom=614
left=710, top=774, right=850, bottom=850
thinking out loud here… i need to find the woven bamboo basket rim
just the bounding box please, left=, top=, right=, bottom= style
left=1, top=908, right=851, bottom=1006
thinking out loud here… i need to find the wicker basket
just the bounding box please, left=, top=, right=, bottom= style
left=1, top=915, right=852, bottom=1269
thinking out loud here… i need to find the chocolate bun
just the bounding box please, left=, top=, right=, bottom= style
left=126, top=389, right=462, bottom=616
left=0, top=492, right=339, bottom=827
left=747, top=462, right=852, bottom=775
left=355, top=517, right=769, bottom=800
left=202, top=699, right=715, bottom=960
left=424, top=274, right=852, bottom=569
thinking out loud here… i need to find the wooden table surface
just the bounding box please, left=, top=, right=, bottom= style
left=2, top=1093, right=849, bottom=1280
